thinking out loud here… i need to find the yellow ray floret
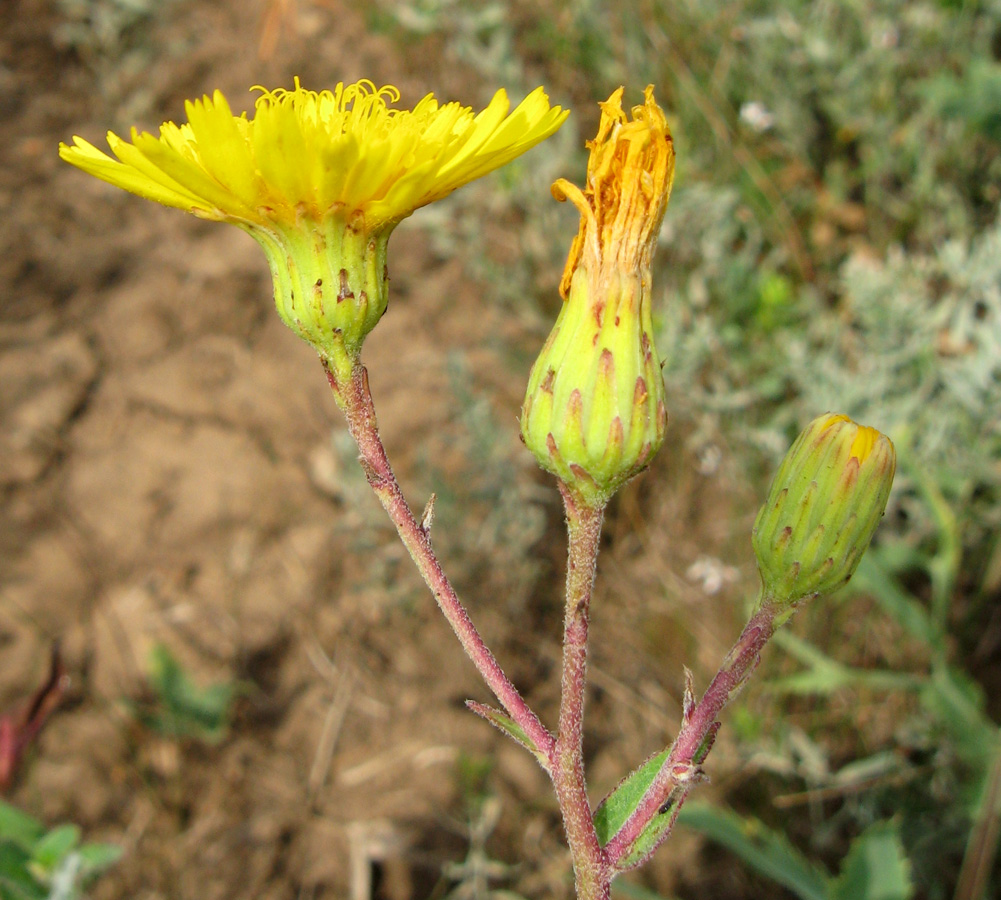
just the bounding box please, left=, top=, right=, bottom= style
left=59, top=79, right=569, bottom=230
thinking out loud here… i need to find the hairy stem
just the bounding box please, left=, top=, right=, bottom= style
left=552, top=484, right=610, bottom=900
left=326, top=357, right=555, bottom=762
left=604, top=602, right=779, bottom=868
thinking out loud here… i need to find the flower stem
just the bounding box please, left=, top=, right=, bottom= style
left=603, top=602, right=779, bottom=869
left=325, top=357, right=555, bottom=762
left=553, top=484, right=610, bottom=900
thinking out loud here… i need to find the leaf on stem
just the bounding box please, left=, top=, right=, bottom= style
left=594, top=746, right=707, bottom=870
left=465, top=702, right=550, bottom=771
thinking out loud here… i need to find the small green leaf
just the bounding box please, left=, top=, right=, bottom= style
left=0, top=802, right=45, bottom=850
left=138, top=644, right=236, bottom=744
left=676, top=803, right=831, bottom=900
left=0, top=840, right=45, bottom=900
left=593, top=750, right=669, bottom=848
left=830, top=821, right=913, bottom=900
left=77, top=842, right=123, bottom=875
left=465, top=702, right=548, bottom=768
left=0, top=808, right=119, bottom=899
left=31, top=825, right=80, bottom=870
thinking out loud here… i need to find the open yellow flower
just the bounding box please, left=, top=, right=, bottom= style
left=60, top=79, right=568, bottom=372
left=521, top=86, right=674, bottom=505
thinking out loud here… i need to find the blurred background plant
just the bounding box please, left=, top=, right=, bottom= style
left=52, top=0, right=185, bottom=114
left=0, top=800, right=120, bottom=900
left=677, top=803, right=913, bottom=900
left=128, top=644, right=237, bottom=746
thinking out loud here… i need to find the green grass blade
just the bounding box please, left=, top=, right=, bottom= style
left=676, top=803, right=831, bottom=900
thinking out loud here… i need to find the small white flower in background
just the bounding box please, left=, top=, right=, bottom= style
left=739, top=101, right=775, bottom=133
left=686, top=555, right=740, bottom=596
left=696, top=443, right=722, bottom=476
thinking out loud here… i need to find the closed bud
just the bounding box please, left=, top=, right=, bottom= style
left=521, top=86, right=673, bottom=506
left=753, top=413, right=896, bottom=608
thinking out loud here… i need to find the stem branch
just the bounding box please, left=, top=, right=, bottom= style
left=604, top=602, right=779, bottom=868
left=327, top=358, right=554, bottom=763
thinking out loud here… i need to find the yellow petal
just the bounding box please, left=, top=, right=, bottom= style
left=58, top=135, right=205, bottom=212
left=184, top=92, right=260, bottom=209
left=131, top=130, right=259, bottom=222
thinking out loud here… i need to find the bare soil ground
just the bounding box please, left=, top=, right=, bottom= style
left=1, top=3, right=764, bottom=898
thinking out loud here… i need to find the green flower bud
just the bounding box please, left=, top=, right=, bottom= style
left=753, top=413, right=896, bottom=608
left=521, top=86, right=673, bottom=507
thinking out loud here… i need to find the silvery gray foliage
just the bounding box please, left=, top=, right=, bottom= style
left=796, top=220, right=1001, bottom=536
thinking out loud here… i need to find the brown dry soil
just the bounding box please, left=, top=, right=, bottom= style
left=0, top=3, right=815, bottom=899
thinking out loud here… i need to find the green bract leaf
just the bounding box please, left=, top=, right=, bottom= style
left=594, top=750, right=668, bottom=848
left=594, top=749, right=695, bottom=869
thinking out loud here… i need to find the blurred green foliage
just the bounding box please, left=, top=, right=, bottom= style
left=678, top=804, right=913, bottom=900
left=0, top=800, right=120, bottom=900
left=442, top=755, right=527, bottom=900
left=130, top=644, right=236, bottom=745
left=54, top=0, right=178, bottom=59
left=52, top=0, right=185, bottom=115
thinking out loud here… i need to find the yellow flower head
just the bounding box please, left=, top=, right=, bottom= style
left=60, top=78, right=568, bottom=231
left=58, top=78, right=568, bottom=230
left=60, top=80, right=568, bottom=373
left=520, top=86, right=674, bottom=506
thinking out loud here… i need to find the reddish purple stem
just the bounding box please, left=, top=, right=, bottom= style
left=602, top=603, right=778, bottom=868
left=326, top=359, right=555, bottom=763
left=0, top=643, right=67, bottom=792
left=553, top=485, right=608, bottom=900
